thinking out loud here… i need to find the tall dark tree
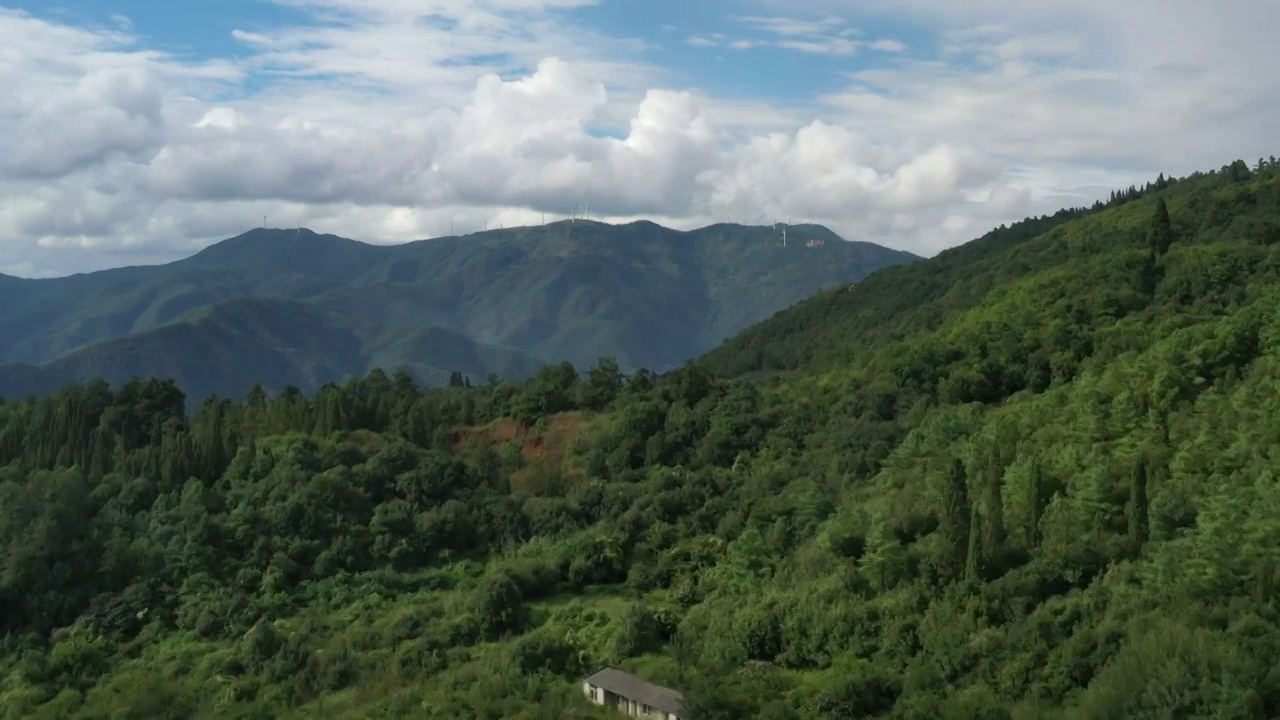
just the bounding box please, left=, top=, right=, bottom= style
left=1128, top=454, right=1151, bottom=553
left=1026, top=459, right=1047, bottom=547
left=965, top=504, right=982, bottom=583
left=1148, top=197, right=1174, bottom=260
left=939, top=458, right=972, bottom=582
left=981, top=451, right=1007, bottom=567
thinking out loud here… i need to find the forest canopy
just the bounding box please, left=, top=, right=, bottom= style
left=3, top=156, right=1280, bottom=719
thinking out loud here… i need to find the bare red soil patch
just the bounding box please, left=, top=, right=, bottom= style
left=452, top=412, right=599, bottom=495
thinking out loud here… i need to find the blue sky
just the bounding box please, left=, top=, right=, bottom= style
left=31, top=0, right=309, bottom=56
left=1, top=0, right=1277, bottom=276
left=576, top=0, right=927, bottom=101
left=26, top=0, right=926, bottom=106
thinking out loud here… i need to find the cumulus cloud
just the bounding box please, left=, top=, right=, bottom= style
left=125, top=58, right=722, bottom=217
left=0, top=0, right=1277, bottom=275
left=778, top=0, right=1280, bottom=173
left=703, top=124, right=1002, bottom=247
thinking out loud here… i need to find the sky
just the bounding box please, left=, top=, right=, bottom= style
left=1, top=1, right=1277, bottom=277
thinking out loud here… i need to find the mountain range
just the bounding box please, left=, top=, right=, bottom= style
left=0, top=220, right=917, bottom=402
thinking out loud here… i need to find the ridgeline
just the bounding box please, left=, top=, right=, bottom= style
left=0, top=220, right=916, bottom=403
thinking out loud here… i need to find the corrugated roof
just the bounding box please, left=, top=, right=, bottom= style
left=582, top=667, right=684, bottom=715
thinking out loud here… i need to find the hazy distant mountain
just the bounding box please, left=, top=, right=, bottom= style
left=0, top=220, right=918, bottom=401
left=0, top=297, right=546, bottom=403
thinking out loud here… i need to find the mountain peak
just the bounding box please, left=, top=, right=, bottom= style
left=203, top=226, right=334, bottom=248
left=186, top=227, right=375, bottom=267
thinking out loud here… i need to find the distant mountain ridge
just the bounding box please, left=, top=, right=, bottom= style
left=2, top=297, right=545, bottom=402
left=0, top=220, right=919, bottom=401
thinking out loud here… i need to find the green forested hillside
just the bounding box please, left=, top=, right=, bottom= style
left=0, top=220, right=915, bottom=400
left=4, top=157, right=1280, bottom=720
left=0, top=297, right=546, bottom=403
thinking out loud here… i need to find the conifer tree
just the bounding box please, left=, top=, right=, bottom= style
left=1148, top=197, right=1174, bottom=260
left=965, top=504, right=982, bottom=582
left=981, top=452, right=1006, bottom=565
left=1026, top=459, right=1047, bottom=547
left=939, top=458, right=971, bottom=582
left=1128, top=455, right=1150, bottom=553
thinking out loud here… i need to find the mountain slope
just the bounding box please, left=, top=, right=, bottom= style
left=0, top=297, right=545, bottom=402
left=0, top=231, right=385, bottom=364
left=572, top=158, right=1280, bottom=716
left=0, top=221, right=917, bottom=399
left=5, top=159, right=1280, bottom=719
left=320, top=220, right=909, bottom=367
left=700, top=176, right=1242, bottom=377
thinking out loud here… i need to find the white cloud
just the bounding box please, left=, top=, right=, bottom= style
left=687, top=13, right=902, bottom=56
left=1, top=1, right=1278, bottom=275
left=775, top=38, right=860, bottom=55
left=869, top=38, right=906, bottom=52
left=733, top=14, right=847, bottom=37
left=686, top=34, right=722, bottom=48
left=700, top=124, right=1004, bottom=249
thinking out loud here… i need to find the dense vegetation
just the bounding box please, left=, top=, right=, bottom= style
left=4, top=156, right=1280, bottom=719
left=0, top=221, right=915, bottom=402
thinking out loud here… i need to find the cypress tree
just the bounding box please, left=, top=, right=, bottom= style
left=1026, top=459, right=1047, bottom=547
left=1128, top=455, right=1150, bottom=552
left=966, top=505, right=982, bottom=582
left=982, top=452, right=1007, bottom=565
left=939, top=458, right=971, bottom=582
left=1148, top=197, right=1173, bottom=260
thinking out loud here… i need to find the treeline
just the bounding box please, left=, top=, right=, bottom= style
left=0, top=353, right=801, bottom=718
left=0, top=357, right=742, bottom=637
left=0, top=359, right=623, bottom=482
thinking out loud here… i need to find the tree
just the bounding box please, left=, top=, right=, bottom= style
left=1227, top=159, right=1252, bottom=182
left=1148, top=197, right=1174, bottom=260
left=965, top=505, right=982, bottom=582
left=472, top=574, right=527, bottom=638
left=981, top=451, right=1007, bottom=567
left=1128, top=454, right=1151, bottom=554
left=1026, top=459, right=1048, bottom=547
left=579, top=357, right=624, bottom=411
left=938, top=458, right=972, bottom=583
left=611, top=603, right=669, bottom=658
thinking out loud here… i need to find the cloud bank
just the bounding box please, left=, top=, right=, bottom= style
left=0, top=0, right=1276, bottom=276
